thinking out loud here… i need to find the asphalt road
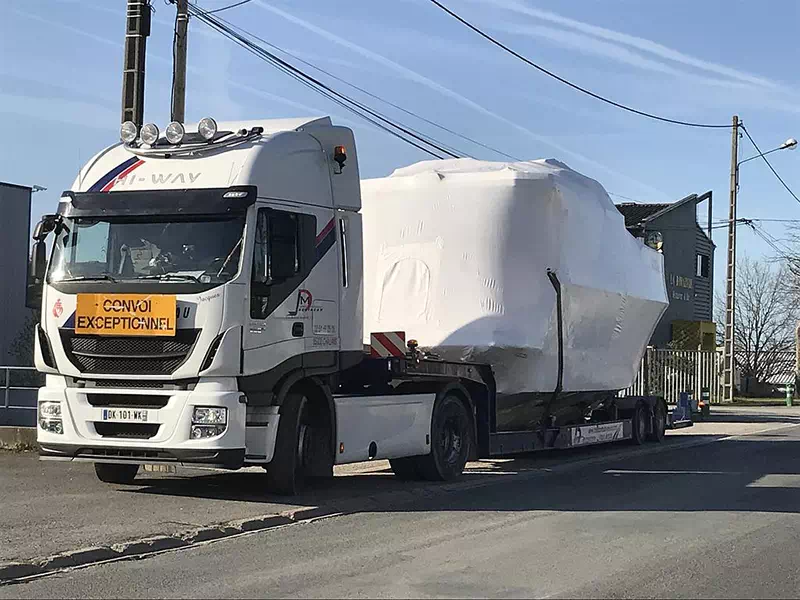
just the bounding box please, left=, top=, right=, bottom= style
left=4, top=408, right=800, bottom=598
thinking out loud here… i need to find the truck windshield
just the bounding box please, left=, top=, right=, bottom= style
left=48, top=215, right=246, bottom=285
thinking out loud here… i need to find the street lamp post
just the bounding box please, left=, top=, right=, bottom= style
left=721, top=122, right=796, bottom=404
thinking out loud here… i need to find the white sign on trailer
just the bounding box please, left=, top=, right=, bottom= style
left=571, top=422, right=624, bottom=447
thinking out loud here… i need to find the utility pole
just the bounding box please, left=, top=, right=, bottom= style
left=171, top=0, right=189, bottom=123
left=722, top=115, right=740, bottom=404
left=121, top=0, right=151, bottom=127
left=795, top=322, right=800, bottom=394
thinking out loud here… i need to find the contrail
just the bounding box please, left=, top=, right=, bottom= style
left=254, top=0, right=670, bottom=199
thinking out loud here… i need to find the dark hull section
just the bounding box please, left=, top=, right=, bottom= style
left=495, top=390, right=618, bottom=431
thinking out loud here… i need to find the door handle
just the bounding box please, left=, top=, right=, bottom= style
left=292, top=322, right=304, bottom=337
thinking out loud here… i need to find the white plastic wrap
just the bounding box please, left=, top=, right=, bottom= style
left=360, top=158, right=668, bottom=396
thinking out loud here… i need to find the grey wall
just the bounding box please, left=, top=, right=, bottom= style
left=647, top=200, right=714, bottom=347
left=0, top=183, right=32, bottom=365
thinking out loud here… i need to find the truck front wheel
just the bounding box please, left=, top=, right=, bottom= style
left=94, top=463, right=138, bottom=485
left=417, top=394, right=472, bottom=481
left=266, top=391, right=321, bottom=496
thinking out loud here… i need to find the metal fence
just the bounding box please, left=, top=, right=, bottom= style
left=621, top=348, right=722, bottom=404
left=0, top=366, right=44, bottom=427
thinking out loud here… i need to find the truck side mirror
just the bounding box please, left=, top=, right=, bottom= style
left=31, top=241, right=47, bottom=281
left=33, top=214, right=60, bottom=241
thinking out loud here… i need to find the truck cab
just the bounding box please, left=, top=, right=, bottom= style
left=31, top=117, right=377, bottom=493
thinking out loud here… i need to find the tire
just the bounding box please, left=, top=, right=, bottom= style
left=94, top=462, right=139, bottom=484
left=416, top=394, right=472, bottom=482
left=266, top=392, right=322, bottom=496
left=630, top=401, right=648, bottom=446
left=389, top=457, right=421, bottom=480
left=647, top=400, right=667, bottom=443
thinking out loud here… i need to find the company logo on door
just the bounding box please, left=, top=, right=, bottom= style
left=288, top=289, right=318, bottom=316
left=52, top=299, right=63, bottom=318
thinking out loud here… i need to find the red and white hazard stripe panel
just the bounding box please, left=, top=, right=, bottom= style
left=370, top=331, right=407, bottom=358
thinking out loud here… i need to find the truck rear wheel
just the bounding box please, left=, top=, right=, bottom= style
left=94, top=463, right=138, bottom=485
left=630, top=401, right=648, bottom=446
left=648, top=400, right=667, bottom=443
left=417, top=394, right=472, bottom=482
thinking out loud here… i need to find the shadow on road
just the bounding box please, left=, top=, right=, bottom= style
left=123, top=432, right=800, bottom=516
left=705, top=412, right=800, bottom=425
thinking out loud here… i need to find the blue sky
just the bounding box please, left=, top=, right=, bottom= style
left=2, top=0, right=799, bottom=296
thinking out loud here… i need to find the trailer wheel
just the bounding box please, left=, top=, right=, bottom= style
left=648, top=400, right=667, bottom=443
left=417, top=394, right=472, bottom=482
left=94, top=463, right=138, bottom=485
left=266, top=392, right=314, bottom=496
left=389, top=457, right=421, bottom=480
left=631, top=401, right=648, bottom=446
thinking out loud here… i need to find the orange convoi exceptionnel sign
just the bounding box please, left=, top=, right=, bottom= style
left=75, top=294, right=177, bottom=336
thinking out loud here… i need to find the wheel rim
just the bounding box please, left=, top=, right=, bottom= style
left=439, top=410, right=465, bottom=466
left=638, top=408, right=647, bottom=437
left=296, top=398, right=313, bottom=474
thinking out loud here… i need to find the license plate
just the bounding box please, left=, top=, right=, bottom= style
left=101, top=408, right=150, bottom=422
left=76, top=294, right=177, bottom=337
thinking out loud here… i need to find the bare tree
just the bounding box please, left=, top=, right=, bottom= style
left=714, top=256, right=798, bottom=384
left=8, top=310, right=38, bottom=367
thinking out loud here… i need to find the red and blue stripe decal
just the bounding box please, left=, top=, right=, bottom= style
left=88, top=157, right=145, bottom=192
left=315, top=218, right=336, bottom=260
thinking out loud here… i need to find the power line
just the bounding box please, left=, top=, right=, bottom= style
left=740, top=125, right=800, bottom=206
left=746, top=218, right=800, bottom=224
left=204, top=0, right=252, bottom=14
left=608, top=192, right=648, bottom=203
left=189, top=5, right=464, bottom=159
left=426, top=0, right=732, bottom=130
left=188, top=4, right=464, bottom=159
left=745, top=221, right=799, bottom=263
left=205, top=17, right=521, bottom=162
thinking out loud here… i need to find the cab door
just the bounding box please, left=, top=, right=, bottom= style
left=241, top=203, right=338, bottom=376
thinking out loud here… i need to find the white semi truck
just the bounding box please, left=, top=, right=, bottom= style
left=29, top=116, right=671, bottom=495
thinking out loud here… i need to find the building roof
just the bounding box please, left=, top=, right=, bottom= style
left=615, top=193, right=700, bottom=228
left=615, top=203, right=672, bottom=228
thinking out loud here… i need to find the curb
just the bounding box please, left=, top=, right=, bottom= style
left=0, top=427, right=37, bottom=451
left=3, top=422, right=797, bottom=584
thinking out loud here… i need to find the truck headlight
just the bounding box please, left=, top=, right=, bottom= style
left=39, top=402, right=63, bottom=434
left=192, top=407, right=227, bottom=424
left=190, top=406, right=227, bottom=439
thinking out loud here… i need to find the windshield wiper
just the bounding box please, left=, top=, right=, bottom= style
left=137, top=273, right=203, bottom=284
left=57, top=274, right=117, bottom=283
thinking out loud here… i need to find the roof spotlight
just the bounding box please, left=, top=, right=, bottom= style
left=120, top=121, right=138, bottom=144
left=140, top=123, right=160, bottom=146
left=165, top=121, right=186, bottom=145
left=198, top=117, right=218, bottom=141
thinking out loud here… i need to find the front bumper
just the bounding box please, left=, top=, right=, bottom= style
left=36, top=378, right=247, bottom=469
left=39, top=443, right=245, bottom=469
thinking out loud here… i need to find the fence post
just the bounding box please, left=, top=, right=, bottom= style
left=3, top=367, right=9, bottom=409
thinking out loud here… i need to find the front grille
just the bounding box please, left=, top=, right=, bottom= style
left=60, top=329, right=200, bottom=375
left=91, top=380, right=166, bottom=389
left=86, top=394, right=170, bottom=409
left=94, top=423, right=160, bottom=439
